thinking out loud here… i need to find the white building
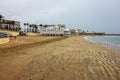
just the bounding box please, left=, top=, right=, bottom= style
left=38, top=24, right=71, bottom=37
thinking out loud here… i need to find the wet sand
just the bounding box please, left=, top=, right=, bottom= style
left=0, top=36, right=120, bottom=80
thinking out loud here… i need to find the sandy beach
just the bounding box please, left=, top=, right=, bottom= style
left=0, top=36, right=120, bottom=80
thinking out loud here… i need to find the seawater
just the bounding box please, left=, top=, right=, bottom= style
left=84, top=36, right=120, bottom=52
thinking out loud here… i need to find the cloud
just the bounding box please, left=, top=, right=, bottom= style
left=0, top=0, right=120, bottom=33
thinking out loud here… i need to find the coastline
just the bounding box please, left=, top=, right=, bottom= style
left=84, top=36, right=120, bottom=52
left=0, top=36, right=120, bottom=80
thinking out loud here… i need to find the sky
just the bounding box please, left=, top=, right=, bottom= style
left=0, top=0, right=120, bottom=33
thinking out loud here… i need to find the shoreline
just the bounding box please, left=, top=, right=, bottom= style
left=0, top=36, right=120, bottom=80
left=84, top=36, right=120, bottom=53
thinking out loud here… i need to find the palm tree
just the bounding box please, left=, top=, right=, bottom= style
left=26, top=23, right=29, bottom=32
left=0, top=15, right=4, bottom=29
left=23, top=23, right=26, bottom=26
left=38, top=24, right=42, bottom=32
left=32, top=24, right=37, bottom=32
left=32, top=24, right=34, bottom=32
left=39, top=24, right=42, bottom=26
left=23, top=23, right=27, bottom=31
left=33, top=24, right=37, bottom=32
left=35, top=25, right=37, bottom=32
left=29, top=24, right=33, bottom=32
left=24, top=23, right=29, bottom=32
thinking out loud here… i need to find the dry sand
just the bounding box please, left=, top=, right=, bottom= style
left=0, top=36, right=120, bottom=80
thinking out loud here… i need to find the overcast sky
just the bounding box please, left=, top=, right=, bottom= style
left=0, top=0, right=120, bottom=33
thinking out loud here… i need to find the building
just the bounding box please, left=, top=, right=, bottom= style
left=0, top=15, right=20, bottom=31
left=1, top=19, right=20, bottom=31
left=39, top=24, right=71, bottom=37
left=78, top=29, right=83, bottom=34
left=70, top=29, right=83, bottom=35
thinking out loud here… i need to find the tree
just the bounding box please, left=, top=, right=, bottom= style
left=24, top=23, right=27, bottom=32
left=39, top=24, right=42, bottom=26
left=26, top=23, right=29, bottom=32
left=24, top=23, right=29, bottom=32
left=38, top=24, right=43, bottom=32
left=44, top=25, right=47, bottom=27
left=29, top=24, right=33, bottom=32
left=32, top=24, right=38, bottom=32
left=34, top=24, right=37, bottom=32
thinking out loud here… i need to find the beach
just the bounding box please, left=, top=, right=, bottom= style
left=0, top=36, right=120, bottom=80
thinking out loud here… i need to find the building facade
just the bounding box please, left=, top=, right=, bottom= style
left=38, top=24, right=71, bottom=37
left=0, top=15, right=20, bottom=31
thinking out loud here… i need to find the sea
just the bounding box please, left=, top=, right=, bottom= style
left=84, top=36, right=120, bottom=52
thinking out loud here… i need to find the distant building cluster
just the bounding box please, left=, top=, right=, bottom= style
left=70, top=29, right=83, bottom=34
left=23, top=23, right=71, bottom=37
left=0, top=14, right=105, bottom=37
left=70, top=29, right=105, bottom=35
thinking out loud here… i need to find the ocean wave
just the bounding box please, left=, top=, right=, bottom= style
left=109, top=43, right=120, bottom=47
